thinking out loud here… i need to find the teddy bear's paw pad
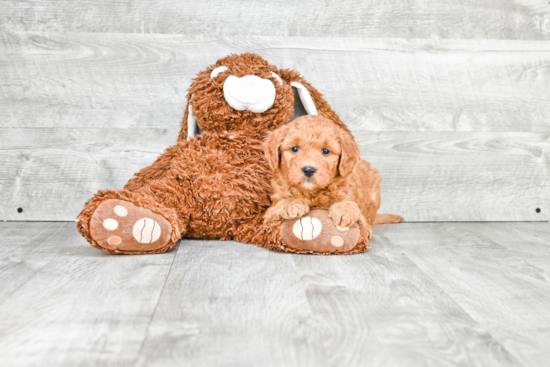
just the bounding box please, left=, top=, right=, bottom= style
left=133, top=218, right=162, bottom=243
left=292, top=216, right=322, bottom=240
left=90, top=199, right=172, bottom=252
left=281, top=209, right=360, bottom=254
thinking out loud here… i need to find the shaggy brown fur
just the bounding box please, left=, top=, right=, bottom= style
left=77, top=53, right=365, bottom=255
left=264, top=116, right=403, bottom=239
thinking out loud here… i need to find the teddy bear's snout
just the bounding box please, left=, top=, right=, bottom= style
left=223, top=75, right=276, bottom=113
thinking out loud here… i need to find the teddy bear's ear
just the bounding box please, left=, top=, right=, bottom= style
left=178, top=95, right=203, bottom=142
left=290, top=82, right=318, bottom=116
left=279, top=69, right=352, bottom=134
left=186, top=103, right=200, bottom=141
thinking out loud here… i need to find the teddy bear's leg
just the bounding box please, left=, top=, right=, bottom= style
left=77, top=170, right=188, bottom=255
left=233, top=209, right=369, bottom=255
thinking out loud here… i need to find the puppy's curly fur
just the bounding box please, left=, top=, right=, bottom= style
left=264, top=115, right=403, bottom=238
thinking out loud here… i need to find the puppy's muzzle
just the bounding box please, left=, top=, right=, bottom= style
left=302, top=166, right=317, bottom=178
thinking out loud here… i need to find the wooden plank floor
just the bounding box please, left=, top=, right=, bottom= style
left=1, top=222, right=549, bottom=366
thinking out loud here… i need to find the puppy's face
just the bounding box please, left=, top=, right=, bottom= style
left=265, top=116, right=360, bottom=191
left=280, top=126, right=341, bottom=191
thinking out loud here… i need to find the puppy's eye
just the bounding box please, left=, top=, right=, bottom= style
left=291, top=146, right=299, bottom=153
left=322, top=148, right=330, bottom=155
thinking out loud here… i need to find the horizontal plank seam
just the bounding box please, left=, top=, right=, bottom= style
left=3, top=31, right=550, bottom=47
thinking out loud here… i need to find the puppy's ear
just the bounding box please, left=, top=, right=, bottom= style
left=264, top=125, right=290, bottom=171
left=338, top=130, right=361, bottom=177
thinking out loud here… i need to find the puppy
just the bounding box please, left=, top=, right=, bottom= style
left=263, top=115, right=402, bottom=238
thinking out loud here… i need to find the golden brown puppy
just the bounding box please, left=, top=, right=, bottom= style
left=264, top=115, right=402, bottom=238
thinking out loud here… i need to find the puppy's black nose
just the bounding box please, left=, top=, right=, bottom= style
left=302, top=166, right=316, bottom=177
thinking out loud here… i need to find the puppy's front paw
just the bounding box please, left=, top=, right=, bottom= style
left=266, top=199, right=310, bottom=221
left=329, top=201, right=362, bottom=229
left=281, top=200, right=310, bottom=220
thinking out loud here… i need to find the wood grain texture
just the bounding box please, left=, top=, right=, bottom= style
left=2, top=32, right=549, bottom=222
left=2, top=33, right=549, bottom=221
left=134, top=239, right=326, bottom=367
left=2, top=32, right=550, bottom=132
left=0, top=221, right=178, bottom=367
left=1, top=129, right=548, bottom=222
left=2, top=0, right=549, bottom=39
left=358, top=131, right=550, bottom=222
left=386, top=222, right=550, bottom=366
left=288, top=227, right=521, bottom=367
left=468, top=222, right=550, bottom=270
left=135, top=232, right=519, bottom=367
left=0, top=127, right=174, bottom=221
left=2, top=222, right=550, bottom=366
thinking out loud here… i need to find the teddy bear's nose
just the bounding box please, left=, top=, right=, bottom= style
left=223, top=75, right=276, bottom=113
left=302, top=166, right=317, bottom=177
left=241, top=75, right=260, bottom=89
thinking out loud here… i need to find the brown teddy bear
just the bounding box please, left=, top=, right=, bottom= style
left=76, top=53, right=375, bottom=255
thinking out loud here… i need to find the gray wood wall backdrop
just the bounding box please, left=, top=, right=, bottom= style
left=1, top=0, right=549, bottom=222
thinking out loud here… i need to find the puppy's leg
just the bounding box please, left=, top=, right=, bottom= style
left=355, top=198, right=383, bottom=239
left=264, top=198, right=310, bottom=222
left=352, top=161, right=383, bottom=239
left=329, top=200, right=362, bottom=229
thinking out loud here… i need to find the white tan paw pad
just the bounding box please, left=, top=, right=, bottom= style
left=330, top=236, right=344, bottom=247
left=103, top=218, right=118, bottom=230
left=114, top=205, right=128, bottom=217
left=280, top=209, right=361, bottom=254
left=108, top=236, right=122, bottom=246
left=90, top=199, right=173, bottom=253
left=293, top=216, right=322, bottom=240
left=133, top=218, right=162, bottom=243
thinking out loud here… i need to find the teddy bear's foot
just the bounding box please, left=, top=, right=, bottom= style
left=280, top=209, right=363, bottom=254
left=89, top=199, right=173, bottom=253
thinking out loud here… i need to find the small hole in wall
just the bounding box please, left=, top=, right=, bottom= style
left=536, top=208, right=541, bottom=213
left=17, top=208, right=23, bottom=213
